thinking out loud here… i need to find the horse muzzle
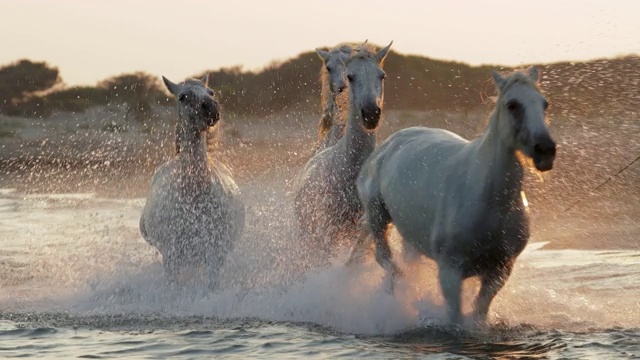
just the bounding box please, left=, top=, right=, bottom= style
left=207, top=110, right=220, bottom=127
left=203, top=101, right=221, bottom=127
left=334, top=80, right=347, bottom=94
left=361, top=105, right=381, bottom=130
left=532, top=137, right=556, bottom=171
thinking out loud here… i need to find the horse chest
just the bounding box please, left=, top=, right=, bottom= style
left=430, top=206, right=529, bottom=272
left=152, top=173, right=229, bottom=221
left=316, top=156, right=361, bottom=207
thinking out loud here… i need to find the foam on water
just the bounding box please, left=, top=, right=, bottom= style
left=0, top=187, right=638, bottom=338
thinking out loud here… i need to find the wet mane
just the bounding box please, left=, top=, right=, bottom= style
left=497, top=71, right=539, bottom=98
left=344, top=45, right=378, bottom=65
left=184, top=78, right=207, bottom=88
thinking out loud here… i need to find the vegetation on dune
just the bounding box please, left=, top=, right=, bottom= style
left=0, top=60, right=61, bottom=115
left=96, top=72, right=169, bottom=122
left=0, top=50, right=638, bottom=121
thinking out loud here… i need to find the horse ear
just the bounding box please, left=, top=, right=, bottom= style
left=162, top=76, right=179, bottom=95
left=316, top=48, right=330, bottom=62
left=528, top=66, right=539, bottom=82
left=360, top=39, right=368, bottom=47
left=200, top=73, right=209, bottom=87
left=376, top=41, right=393, bottom=64
left=491, top=71, right=507, bottom=92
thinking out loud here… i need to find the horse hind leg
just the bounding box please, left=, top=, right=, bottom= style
left=367, top=199, right=402, bottom=294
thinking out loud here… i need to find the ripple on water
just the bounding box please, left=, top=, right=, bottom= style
left=0, top=188, right=639, bottom=358
left=1, top=316, right=638, bottom=359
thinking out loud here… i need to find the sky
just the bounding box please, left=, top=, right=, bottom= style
left=1, top=0, right=638, bottom=86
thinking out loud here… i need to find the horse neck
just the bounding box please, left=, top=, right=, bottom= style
left=176, top=119, right=210, bottom=175
left=474, top=109, right=524, bottom=206
left=341, top=101, right=376, bottom=166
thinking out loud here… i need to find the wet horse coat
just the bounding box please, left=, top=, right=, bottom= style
left=294, top=43, right=392, bottom=264
left=140, top=76, right=244, bottom=278
left=355, top=68, right=556, bottom=323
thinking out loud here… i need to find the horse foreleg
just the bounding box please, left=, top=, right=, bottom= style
left=346, top=215, right=374, bottom=266
left=400, top=237, right=422, bottom=266
left=473, top=262, right=514, bottom=323
left=367, top=202, right=402, bottom=294
left=438, top=265, right=464, bottom=324
left=346, top=233, right=372, bottom=266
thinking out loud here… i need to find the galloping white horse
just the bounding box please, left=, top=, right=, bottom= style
left=140, top=75, right=245, bottom=279
left=315, top=41, right=366, bottom=153
left=294, top=42, right=392, bottom=264
left=355, top=68, right=556, bottom=324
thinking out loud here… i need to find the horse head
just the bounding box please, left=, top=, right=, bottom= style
left=317, top=45, right=353, bottom=95
left=163, top=74, right=220, bottom=133
left=344, top=41, right=392, bottom=130
left=493, top=67, right=556, bottom=171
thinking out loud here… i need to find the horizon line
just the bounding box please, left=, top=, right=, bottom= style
left=5, top=49, right=639, bottom=88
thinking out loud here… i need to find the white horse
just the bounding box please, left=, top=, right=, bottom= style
left=294, top=42, right=392, bottom=264
left=140, top=75, right=245, bottom=280
left=354, top=68, right=556, bottom=324
left=314, top=41, right=366, bottom=153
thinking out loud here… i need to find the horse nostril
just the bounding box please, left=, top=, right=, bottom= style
left=534, top=141, right=556, bottom=156
left=361, top=106, right=381, bottom=121
left=202, top=100, right=217, bottom=112
left=338, top=85, right=347, bottom=93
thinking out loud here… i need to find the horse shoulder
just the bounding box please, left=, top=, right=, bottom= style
left=296, top=145, right=338, bottom=192
left=434, top=182, right=529, bottom=266
left=142, top=160, right=177, bottom=220
left=148, top=160, right=176, bottom=189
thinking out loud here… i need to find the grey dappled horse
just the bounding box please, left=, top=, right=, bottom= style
left=294, top=42, right=392, bottom=266
left=140, top=75, right=245, bottom=281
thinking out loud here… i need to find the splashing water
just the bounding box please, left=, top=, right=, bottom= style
left=1, top=105, right=639, bottom=358
left=1, top=168, right=638, bottom=358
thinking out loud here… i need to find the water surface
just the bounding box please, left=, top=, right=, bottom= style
left=1, top=189, right=638, bottom=359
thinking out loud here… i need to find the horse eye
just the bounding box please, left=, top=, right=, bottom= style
left=505, top=100, right=520, bottom=111
left=207, top=89, right=214, bottom=96
left=326, top=66, right=332, bottom=72
left=178, top=93, right=187, bottom=102
left=347, top=74, right=354, bottom=82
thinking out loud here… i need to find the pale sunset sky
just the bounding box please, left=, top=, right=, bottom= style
left=1, top=0, right=638, bottom=86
